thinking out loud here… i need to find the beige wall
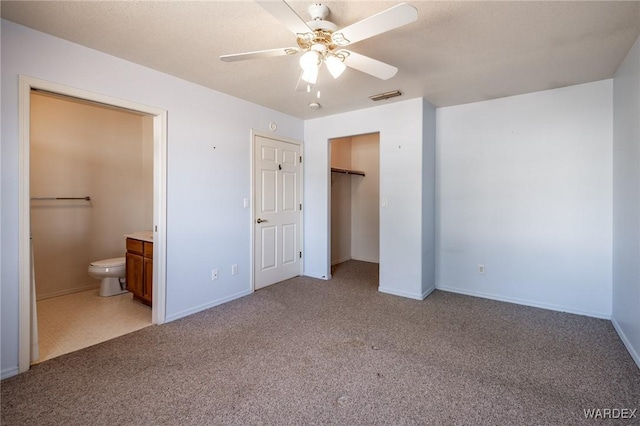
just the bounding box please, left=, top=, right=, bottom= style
left=331, top=138, right=352, bottom=264
left=30, top=92, right=153, bottom=299
left=330, top=133, right=380, bottom=265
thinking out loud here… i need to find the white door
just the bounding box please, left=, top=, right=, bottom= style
left=254, top=135, right=302, bottom=290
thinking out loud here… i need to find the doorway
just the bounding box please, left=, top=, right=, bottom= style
left=18, top=76, right=168, bottom=373
left=29, top=90, right=153, bottom=362
left=330, top=133, right=380, bottom=272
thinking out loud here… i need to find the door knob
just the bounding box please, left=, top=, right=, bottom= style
left=256, top=218, right=268, bottom=223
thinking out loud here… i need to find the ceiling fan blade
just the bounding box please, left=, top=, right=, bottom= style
left=342, top=51, right=398, bottom=80
left=333, top=3, right=417, bottom=46
left=220, top=47, right=299, bottom=62
left=256, top=0, right=312, bottom=36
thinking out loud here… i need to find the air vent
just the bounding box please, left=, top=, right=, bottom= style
left=369, top=90, right=402, bottom=102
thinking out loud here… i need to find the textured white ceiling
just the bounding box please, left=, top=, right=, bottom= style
left=2, top=1, right=639, bottom=119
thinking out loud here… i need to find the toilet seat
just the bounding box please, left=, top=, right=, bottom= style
left=90, top=257, right=125, bottom=268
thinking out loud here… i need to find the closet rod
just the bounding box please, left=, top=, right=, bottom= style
left=331, top=167, right=365, bottom=177
left=30, top=196, right=91, bottom=201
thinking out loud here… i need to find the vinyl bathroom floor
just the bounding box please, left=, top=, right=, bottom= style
left=34, top=289, right=151, bottom=363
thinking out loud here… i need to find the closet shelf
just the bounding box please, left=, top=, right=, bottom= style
left=331, top=167, right=365, bottom=177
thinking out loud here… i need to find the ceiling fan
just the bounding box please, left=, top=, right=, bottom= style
left=220, top=1, right=418, bottom=89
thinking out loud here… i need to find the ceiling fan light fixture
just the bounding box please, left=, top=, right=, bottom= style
left=299, top=50, right=320, bottom=71
left=300, top=50, right=321, bottom=84
left=325, top=54, right=346, bottom=79
left=301, top=66, right=319, bottom=84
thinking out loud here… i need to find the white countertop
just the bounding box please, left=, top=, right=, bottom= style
left=124, top=231, right=153, bottom=243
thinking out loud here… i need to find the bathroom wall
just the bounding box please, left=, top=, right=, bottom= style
left=30, top=92, right=153, bottom=299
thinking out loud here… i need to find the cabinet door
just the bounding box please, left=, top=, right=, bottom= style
left=126, top=252, right=144, bottom=298
left=143, top=257, right=153, bottom=305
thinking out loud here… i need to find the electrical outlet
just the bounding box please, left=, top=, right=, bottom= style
left=477, top=264, right=485, bottom=275
left=211, top=268, right=219, bottom=281
left=231, top=264, right=238, bottom=275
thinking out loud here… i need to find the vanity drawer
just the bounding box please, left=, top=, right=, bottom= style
left=126, top=238, right=144, bottom=255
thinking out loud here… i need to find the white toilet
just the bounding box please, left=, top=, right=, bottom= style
left=88, top=257, right=127, bottom=297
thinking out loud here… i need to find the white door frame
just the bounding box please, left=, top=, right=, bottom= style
left=250, top=130, right=304, bottom=291
left=18, top=75, right=168, bottom=373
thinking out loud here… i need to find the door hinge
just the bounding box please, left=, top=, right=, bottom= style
left=299, top=156, right=302, bottom=163
left=299, top=251, right=302, bottom=259
left=299, top=203, right=302, bottom=211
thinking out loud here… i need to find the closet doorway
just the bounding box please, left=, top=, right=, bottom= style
left=330, top=133, right=380, bottom=272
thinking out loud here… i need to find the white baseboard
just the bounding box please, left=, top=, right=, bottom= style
left=165, top=289, right=253, bottom=323
left=611, top=316, right=640, bottom=371
left=379, top=286, right=426, bottom=300
left=331, top=257, right=380, bottom=266
left=436, top=285, right=611, bottom=320
left=422, top=285, right=436, bottom=300
left=350, top=256, right=379, bottom=264
left=1, top=366, right=19, bottom=380
left=302, top=272, right=332, bottom=280
left=36, top=284, right=100, bottom=301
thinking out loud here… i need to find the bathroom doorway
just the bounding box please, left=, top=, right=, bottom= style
left=330, top=133, right=380, bottom=275
left=18, top=76, right=168, bottom=373
left=29, top=90, right=153, bottom=362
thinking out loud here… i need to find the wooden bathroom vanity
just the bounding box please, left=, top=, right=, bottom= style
left=125, top=232, right=153, bottom=307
